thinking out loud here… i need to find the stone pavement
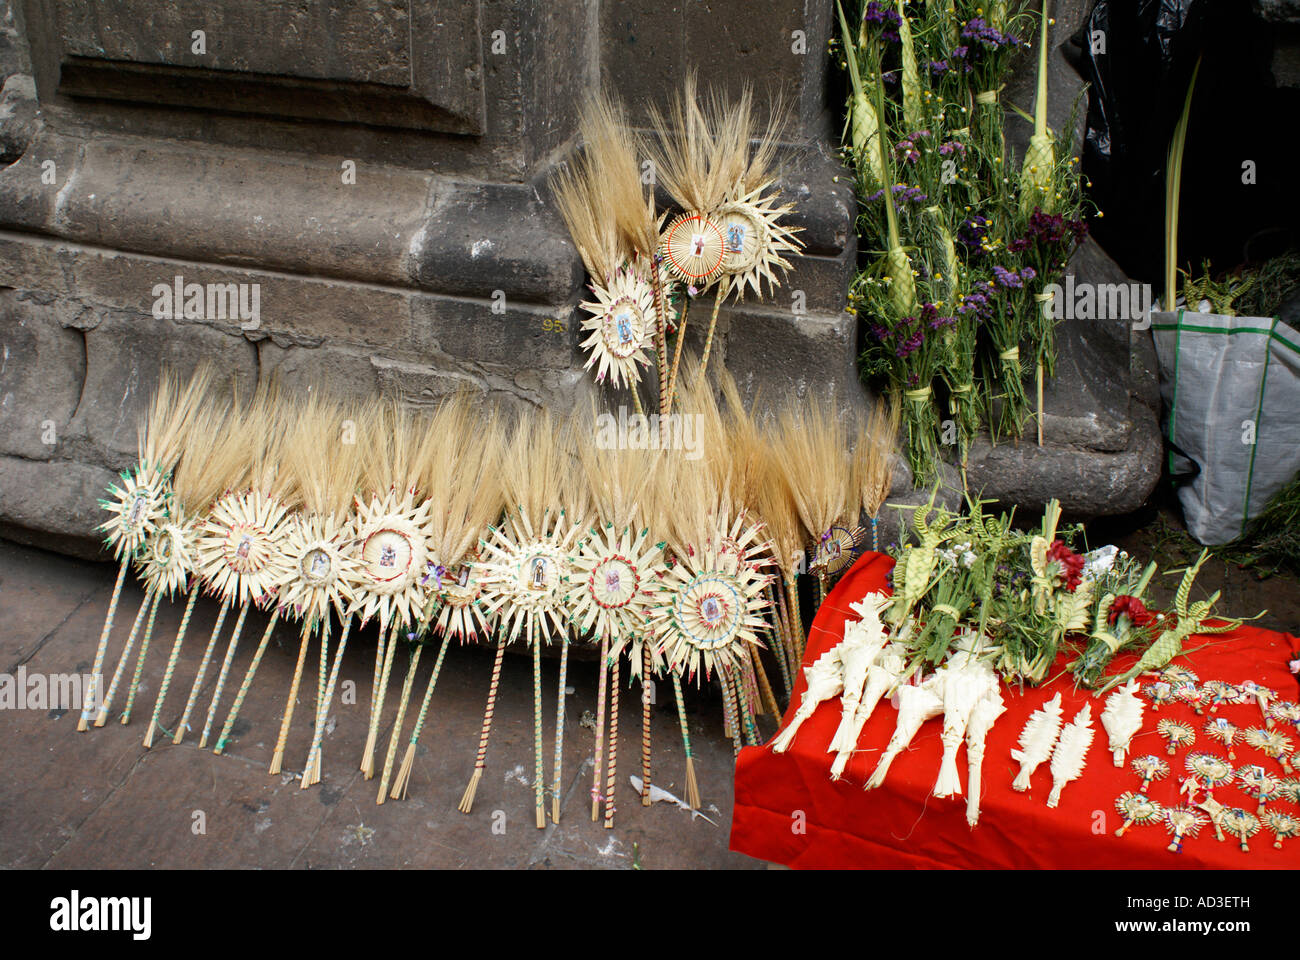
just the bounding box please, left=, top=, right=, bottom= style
left=0, top=539, right=764, bottom=869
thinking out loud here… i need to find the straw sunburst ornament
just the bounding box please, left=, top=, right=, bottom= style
left=348, top=489, right=434, bottom=633
left=569, top=522, right=665, bottom=666
left=138, top=514, right=198, bottom=600
left=478, top=508, right=581, bottom=645
left=713, top=184, right=802, bottom=303
left=661, top=213, right=726, bottom=287
left=195, top=490, right=294, bottom=607
left=579, top=265, right=657, bottom=389
left=427, top=556, right=494, bottom=642
left=98, top=467, right=171, bottom=562
left=650, top=513, right=775, bottom=680
left=280, top=512, right=361, bottom=627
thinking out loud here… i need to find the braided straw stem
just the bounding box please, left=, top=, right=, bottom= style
left=367, top=623, right=388, bottom=747
left=721, top=669, right=743, bottom=758
left=672, top=673, right=701, bottom=810
left=591, top=632, right=610, bottom=821
left=145, top=587, right=198, bottom=748
left=604, top=653, right=621, bottom=829
left=459, top=632, right=506, bottom=814
left=531, top=617, right=545, bottom=829
left=641, top=642, right=653, bottom=806
left=268, top=621, right=313, bottom=775
left=551, top=640, right=569, bottom=824
left=765, top=583, right=793, bottom=701
left=308, top=619, right=330, bottom=783
left=748, top=642, right=779, bottom=719
left=200, top=600, right=250, bottom=747
left=650, top=259, right=671, bottom=438
left=698, top=287, right=724, bottom=379
left=174, top=597, right=229, bottom=744
left=735, top=658, right=761, bottom=746
left=665, top=294, right=690, bottom=416
left=391, top=633, right=451, bottom=801
left=214, top=607, right=280, bottom=755
left=120, top=587, right=163, bottom=724
left=81, top=558, right=129, bottom=731
left=301, top=617, right=350, bottom=789
left=780, top=574, right=800, bottom=666
left=377, top=642, right=423, bottom=803
left=719, top=665, right=737, bottom=743
left=362, top=622, right=399, bottom=779
left=95, top=589, right=154, bottom=726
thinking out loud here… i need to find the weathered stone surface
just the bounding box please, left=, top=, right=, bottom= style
left=0, top=288, right=85, bottom=460
left=1255, top=0, right=1300, bottom=24
left=0, top=454, right=116, bottom=557
left=964, top=400, right=1163, bottom=517
left=64, top=310, right=257, bottom=468
left=0, top=72, right=36, bottom=164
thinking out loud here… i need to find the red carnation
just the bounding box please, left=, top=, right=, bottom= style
left=1046, top=539, right=1084, bottom=592
left=1108, top=595, right=1154, bottom=628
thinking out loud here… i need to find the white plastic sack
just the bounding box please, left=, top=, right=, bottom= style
left=1151, top=309, right=1300, bottom=545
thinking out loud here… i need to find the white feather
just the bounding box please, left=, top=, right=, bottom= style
left=1010, top=692, right=1064, bottom=791
left=1046, top=704, right=1095, bottom=808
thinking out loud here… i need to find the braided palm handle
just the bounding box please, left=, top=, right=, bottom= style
left=145, top=587, right=198, bottom=747
left=604, top=653, right=621, bottom=829
left=121, top=587, right=163, bottom=723
left=174, top=598, right=229, bottom=744
left=269, top=622, right=313, bottom=774
left=96, top=590, right=154, bottom=725
left=214, top=607, right=280, bottom=754
left=200, top=601, right=250, bottom=747
left=82, top=559, right=130, bottom=730
left=301, top=617, right=351, bottom=789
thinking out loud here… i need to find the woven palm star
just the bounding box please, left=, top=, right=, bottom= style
left=194, top=490, right=294, bottom=607
left=649, top=511, right=775, bottom=680
left=478, top=507, right=582, bottom=646
left=98, top=464, right=172, bottom=561
left=712, top=183, right=803, bottom=302
left=138, top=513, right=198, bottom=600
left=278, top=512, right=362, bottom=629
left=660, top=212, right=726, bottom=286
left=426, top=554, right=495, bottom=642
left=348, top=488, right=435, bottom=633
left=567, top=522, right=666, bottom=673
left=811, top=521, right=868, bottom=580
left=579, top=266, right=657, bottom=389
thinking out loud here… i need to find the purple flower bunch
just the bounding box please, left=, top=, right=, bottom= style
left=956, top=289, right=992, bottom=321
left=865, top=183, right=929, bottom=209
left=1007, top=208, right=1090, bottom=253
left=957, top=215, right=992, bottom=256
left=871, top=303, right=957, bottom=360
left=960, top=18, right=1021, bottom=52
left=861, top=1, right=903, bottom=42
left=894, top=131, right=929, bottom=164
left=938, top=139, right=966, bottom=157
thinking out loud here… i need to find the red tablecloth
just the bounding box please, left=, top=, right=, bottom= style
left=731, top=551, right=1300, bottom=868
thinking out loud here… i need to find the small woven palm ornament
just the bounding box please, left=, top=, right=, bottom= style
left=811, top=521, right=869, bottom=581
left=1223, top=807, right=1260, bottom=853
left=569, top=522, right=665, bottom=664
left=1204, top=717, right=1240, bottom=760
left=97, top=466, right=170, bottom=564
left=139, top=514, right=198, bottom=603
left=1113, top=791, right=1163, bottom=837
left=579, top=265, right=657, bottom=389
left=1244, top=726, right=1294, bottom=774
left=1185, top=751, right=1235, bottom=789
left=1204, top=680, right=1245, bottom=712
left=1161, top=805, right=1206, bottom=854
left=1236, top=764, right=1284, bottom=814
left=428, top=556, right=493, bottom=642
left=1142, top=680, right=1174, bottom=711
left=1269, top=700, right=1300, bottom=738
left=1263, top=809, right=1300, bottom=850
left=1157, top=718, right=1195, bottom=755
left=1131, top=754, right=1169, bottom=792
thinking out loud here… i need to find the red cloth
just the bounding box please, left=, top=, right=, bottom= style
left=731, top=551, right=1300, bottom=868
